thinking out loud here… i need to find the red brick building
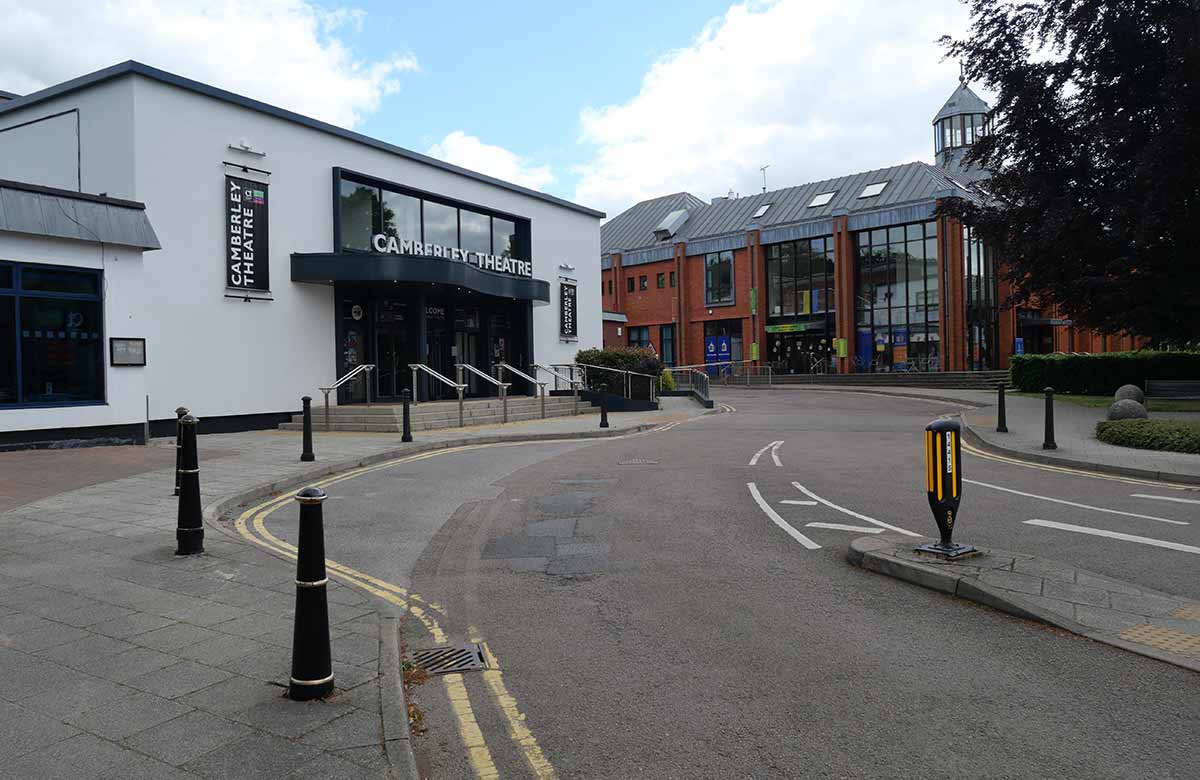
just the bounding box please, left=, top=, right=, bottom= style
left=600, top=81, right=1136, bottom=375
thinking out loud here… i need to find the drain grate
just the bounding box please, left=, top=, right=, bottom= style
left=411, top=644, right=487, bottom=675
left=618, top=458, right=658, bottom=466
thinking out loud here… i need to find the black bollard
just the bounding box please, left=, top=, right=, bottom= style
left=996, top=383, right=1008, bottom=433
left=173, top=406, right=188, bottom=496
left=175, top=414, right=204, bottom=555
left=400, top=389, right=413, bottom=443
left=599, top=396, right=610, bottom=428
left=289, top=487, right=334, bottom=701
left=916, top=417, right=975, bottom=558
left=300, top=396, right=315, bottom=462
left=1042, top=386, right=1057, bottom=450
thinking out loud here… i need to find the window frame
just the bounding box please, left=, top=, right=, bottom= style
left=0, top=260, right=107, bottom=409
left=627, top=277, right=635, bottom=293
left=656, top=272, right=665, bottom=289
left=639, top=275, right=648, bottom=291
left=703, top=250, right=736, bottom=306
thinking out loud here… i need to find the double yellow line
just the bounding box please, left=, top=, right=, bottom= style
left=233, top=442, right=559, bottom=780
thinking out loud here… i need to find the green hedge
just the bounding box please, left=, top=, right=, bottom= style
left=1010, top=351, right=1200, bottom=395
left=1095, top=419, right=1200, bottom=455
left=575, top=347, right=662, bottom=395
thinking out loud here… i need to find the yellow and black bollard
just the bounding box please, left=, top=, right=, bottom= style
left=175, top=414, right=204, bottom=555
left=917, top=418, right=975, bottom=558
left=289, top=486, right=334, bottom=700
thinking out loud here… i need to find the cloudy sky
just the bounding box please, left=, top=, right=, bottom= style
left=0, top=0, right=975, bottom=216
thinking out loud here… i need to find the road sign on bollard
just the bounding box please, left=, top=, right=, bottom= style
left=289, top=486, right=334, bottom=700
left=175, top=414, right=204, bottom=555
left=916, top=418, right=976, bottom=559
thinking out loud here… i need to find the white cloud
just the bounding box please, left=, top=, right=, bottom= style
left=573, top=0, right=972, bottom=215
left=0, top=0, right=417, bottom=128
left=428, top=131, right=556, bottom=192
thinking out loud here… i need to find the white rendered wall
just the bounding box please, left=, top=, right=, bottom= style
left=0, top=233, right=149, bottom=432
left=0, top=79, right=136, bottom=197
left=128, top=74, right=601, bottom=421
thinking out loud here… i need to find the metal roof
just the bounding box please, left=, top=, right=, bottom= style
left=0, top=90, right=18, bottom=101
left=0, top=179, right=161, bottom=250
left=933, top=81, right=991, bottom=123
left=603, top=161, right=984, bottom=254
left=0, top=61, right=604, bottom=219
left=601, top=192, right=705, bottom=254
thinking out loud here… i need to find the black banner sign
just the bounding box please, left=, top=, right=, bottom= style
left=560, top=282, right=577, bottom=338
left=225, top=176, right=269, bottom=291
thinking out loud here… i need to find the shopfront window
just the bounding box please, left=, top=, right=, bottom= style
left=339, top=179, right=378, bottom=252
left=492, top=218, right=516, bottom=258
left=853, top=221, right=939, bottom=372
left=1, top=262, right=104, bottom=406
left=382, top=190, right=421, bottom=243
left=460, top=209, right=491, bottom=254
left=704, top=250, right=734, bottom=305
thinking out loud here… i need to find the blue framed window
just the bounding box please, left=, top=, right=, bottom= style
left=0, top=261, right=105, bottom=407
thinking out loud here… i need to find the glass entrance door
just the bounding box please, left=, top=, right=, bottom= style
left=374, top=299, right=411, bottom=400
left=455, top=331, right=481, bottom=395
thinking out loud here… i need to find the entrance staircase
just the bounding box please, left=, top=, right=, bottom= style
left=278, top=395, right=597, bottom=434
left=771, top=370, right=1011, bottom=391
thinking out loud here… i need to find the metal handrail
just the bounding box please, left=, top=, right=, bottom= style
left=409, top=363, right=467, bottom=427
left=318, top=364, right=375, bottom=431
left=457, top=363, right=511, bottom=424
left=571, top=362, right=658, bottom=403
left=498, top=363, right=549, bottom=419
left=534, top=363, right=582, bottom=415
left=575, top=362, right=656, bottom=380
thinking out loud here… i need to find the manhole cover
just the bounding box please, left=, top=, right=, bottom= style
left=411, top=644, right=487, bottom=675
left=618, top=458, right=658, bottom=466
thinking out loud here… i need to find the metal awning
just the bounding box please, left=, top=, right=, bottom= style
left=0, top=179, right=160, bottom=250
left=291, top=252, right=551, bottom=303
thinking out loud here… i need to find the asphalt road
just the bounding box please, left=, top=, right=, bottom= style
left=260, top=388, right=1199, bottom=779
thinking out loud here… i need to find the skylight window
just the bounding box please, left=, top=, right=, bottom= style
left=858, top=181, right=888, bottom=198
left=751, top=203, right=771, bottom=219
left=808, top=191, right=835, bottom=208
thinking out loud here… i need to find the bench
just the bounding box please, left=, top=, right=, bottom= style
left=1145, top=379, right=1200, bottom=401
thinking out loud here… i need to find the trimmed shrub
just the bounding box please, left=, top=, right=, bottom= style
left=1010, top=351, right=1200, bottom=395
left=1114, top=384, right=1145, bottom=404
left=575, top=347, right=662, bottom=395
left=660, top=368, right=677, bottom=392
left=1106, top=399, right=1148, bottom=420
left=1095, top=419, right=1200, bottom=455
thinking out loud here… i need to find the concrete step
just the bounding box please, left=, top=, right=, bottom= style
left=291, top=400, right=585, bottom=424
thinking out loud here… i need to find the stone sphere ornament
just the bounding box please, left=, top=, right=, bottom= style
left=1114, top=384, right=1145, bottom=404
left=1106, top=399, right=1149, bottom=421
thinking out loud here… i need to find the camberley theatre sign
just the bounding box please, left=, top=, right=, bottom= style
left=370, top=234, right=533, bottom=279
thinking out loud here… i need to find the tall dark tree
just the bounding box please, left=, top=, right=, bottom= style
left=940, top=0, right=1200, bottom=343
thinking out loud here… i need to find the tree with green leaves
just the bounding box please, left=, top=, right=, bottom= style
left=940, top=0, right=1200, bottom=344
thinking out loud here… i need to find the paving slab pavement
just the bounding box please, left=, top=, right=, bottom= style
left=762, top=384, right=1200, bottom=483
left=0, top=401, right=703, bottom=778
left=849, top=534, right=1200, bottom=673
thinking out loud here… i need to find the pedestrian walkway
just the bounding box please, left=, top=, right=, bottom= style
left=850, top=534, right=1200, bottom=673
left=0, top=401, right=703, bottom=779
left=759, top=384, right=1200, bottom=483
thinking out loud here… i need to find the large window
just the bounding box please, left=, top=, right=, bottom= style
left=628, top=326, right=650, bottom=349
left=935, top=113, right=989, bottom=153
left=0, top=262, right=104, bottom=406
left=337, top=172, right=529, bottom=260
left=765, top=237, right=835, bottom=322
left=704, top=250, right=734, bottom=305
left=853, top=222, right=939, bottom=372
left=660, top=324, right=676, bottom=366
left=964, top=225, right=998, bottom=370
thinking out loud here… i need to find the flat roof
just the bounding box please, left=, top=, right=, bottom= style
left=0, top=61, right=605, bottom=220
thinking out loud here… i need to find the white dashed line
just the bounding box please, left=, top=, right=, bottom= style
left=1131, top=493, right=1200, bottom=506
left=805, top=522, right=885, bottom=534
left=747, top=482, right=820, bottom=550
left=780, top=500, right=818, bottom=506
left=790, top=482, right=921, bottom=537
left=964, top=479, right=1188, bottom=525
left=1024, top=519, right=1200, bottom=555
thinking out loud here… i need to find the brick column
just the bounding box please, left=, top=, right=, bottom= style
left=832, top=213, right=856, bottom=373
left=611, top=251, right=624, bottom=315
left=746, top=228, right=763, bottom=365
left=674, top=242, right=687, bottom=364
left=938, top=212, right=966, bottom=371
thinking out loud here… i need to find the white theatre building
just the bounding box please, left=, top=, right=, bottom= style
left=0, top=61, right=603, bottom=447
